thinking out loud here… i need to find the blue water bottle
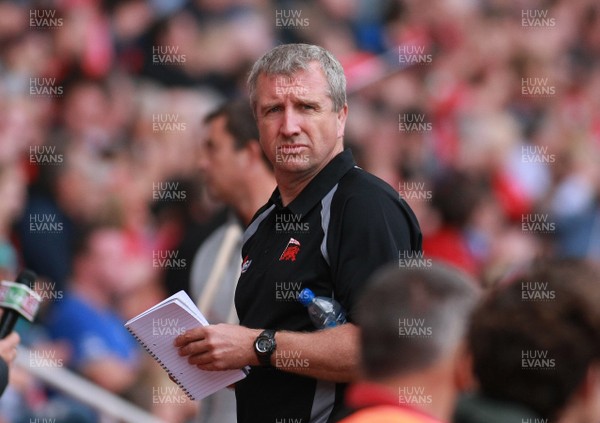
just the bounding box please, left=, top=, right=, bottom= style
left=298, top=288, right=346, bottom=329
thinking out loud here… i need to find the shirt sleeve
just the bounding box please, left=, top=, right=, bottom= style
left=328, top=191, right=421, bottom=322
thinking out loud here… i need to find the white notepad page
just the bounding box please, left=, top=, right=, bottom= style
left=125, top=290, right=247, bottom=400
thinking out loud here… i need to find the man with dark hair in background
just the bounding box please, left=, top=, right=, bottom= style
left=455, top=259, right=600, bottom=423
left=188, top=100, right=275, bottom=423
left=339, top=263, right=480, bottom=423
left=177, top=43, right=422, bottom=423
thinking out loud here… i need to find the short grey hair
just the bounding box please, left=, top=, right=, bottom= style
left=356, top=262, right=480, bottom=381
left=247, top=43, right=347, bottom=113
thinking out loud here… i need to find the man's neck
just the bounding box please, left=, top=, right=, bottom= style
left=275, top=170, right=316, bottom=207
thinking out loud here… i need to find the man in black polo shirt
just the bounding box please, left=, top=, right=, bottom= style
left=176, top=43, right=422, bottom=423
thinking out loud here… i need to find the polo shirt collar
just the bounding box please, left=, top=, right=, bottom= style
left=268, top=148, right=356, bottom=215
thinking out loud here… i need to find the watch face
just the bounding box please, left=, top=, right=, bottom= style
left=256, top=337, right=272, bottom=353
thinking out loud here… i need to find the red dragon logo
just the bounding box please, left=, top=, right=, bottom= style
left=279, top=238, right=301, bottom=262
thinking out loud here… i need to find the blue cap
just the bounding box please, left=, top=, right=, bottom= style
left=298, top=288, right=315, bottom=306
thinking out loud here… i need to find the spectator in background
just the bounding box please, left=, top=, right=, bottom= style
left=422, top=170, right=484, bottom=276
left=185, top=100, right=275, bottom=423
left=17, top=143, right=101, bottom=295
left=0, top=163, right=26, bottom=280
left=455, top=259, right=600, bottom=423
left=45, top=224, right=140, bottom=395
left=339, top=263, right=480, bottom=423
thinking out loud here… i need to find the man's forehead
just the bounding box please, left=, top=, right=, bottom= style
left=256, top=66, right=330, bottom=101
left=257, top=62, right=326, bottom=85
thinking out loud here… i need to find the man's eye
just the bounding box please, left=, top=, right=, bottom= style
left=267, top=106, right=282, bottom=114
left=302, top=104, right=316, bottom=110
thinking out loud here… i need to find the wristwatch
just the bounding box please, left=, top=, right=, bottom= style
left=254, top=329, right=277, bottom=366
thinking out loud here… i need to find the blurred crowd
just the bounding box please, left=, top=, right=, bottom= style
left=0, top=0, right=598, bottom=421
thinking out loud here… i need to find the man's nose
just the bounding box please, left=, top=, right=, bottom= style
left=280, top=108, right=302, bottom=138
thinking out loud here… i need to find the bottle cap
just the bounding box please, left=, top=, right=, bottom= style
left=297, top=288, right=314, bottom=306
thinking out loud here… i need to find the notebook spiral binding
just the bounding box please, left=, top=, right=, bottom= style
left=126, top=327, right=196, bottom=400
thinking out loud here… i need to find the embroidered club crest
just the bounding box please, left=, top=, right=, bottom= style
left=279, top=238, right=301, bottom=262
left=241, top=255, right=252, bottom=273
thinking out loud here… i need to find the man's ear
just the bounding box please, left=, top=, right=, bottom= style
left=245, top=140, right=265, bottom=164
left=336, top=104, right=348, bottom=139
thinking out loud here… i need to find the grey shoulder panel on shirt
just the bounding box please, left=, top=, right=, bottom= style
left=243, top=204, right=276, bottom=246
left=319, top=184, right=339, bottom=268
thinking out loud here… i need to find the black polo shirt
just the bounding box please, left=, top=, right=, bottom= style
left=234, top=149, right=422, bottom=423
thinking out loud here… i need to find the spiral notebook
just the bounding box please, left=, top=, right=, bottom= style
left=124, top=290, right=248, bottom=401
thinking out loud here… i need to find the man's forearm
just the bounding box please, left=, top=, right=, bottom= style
left=176, top=322, right=360, bottom=382
left=269, top=323, right=360, bottom=382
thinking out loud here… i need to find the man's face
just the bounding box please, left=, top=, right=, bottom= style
left=199, top=115, right=246, bottom=203
left=88, top=230, right=126, bottom=291
left=254, top=62, right=347, bottom=178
